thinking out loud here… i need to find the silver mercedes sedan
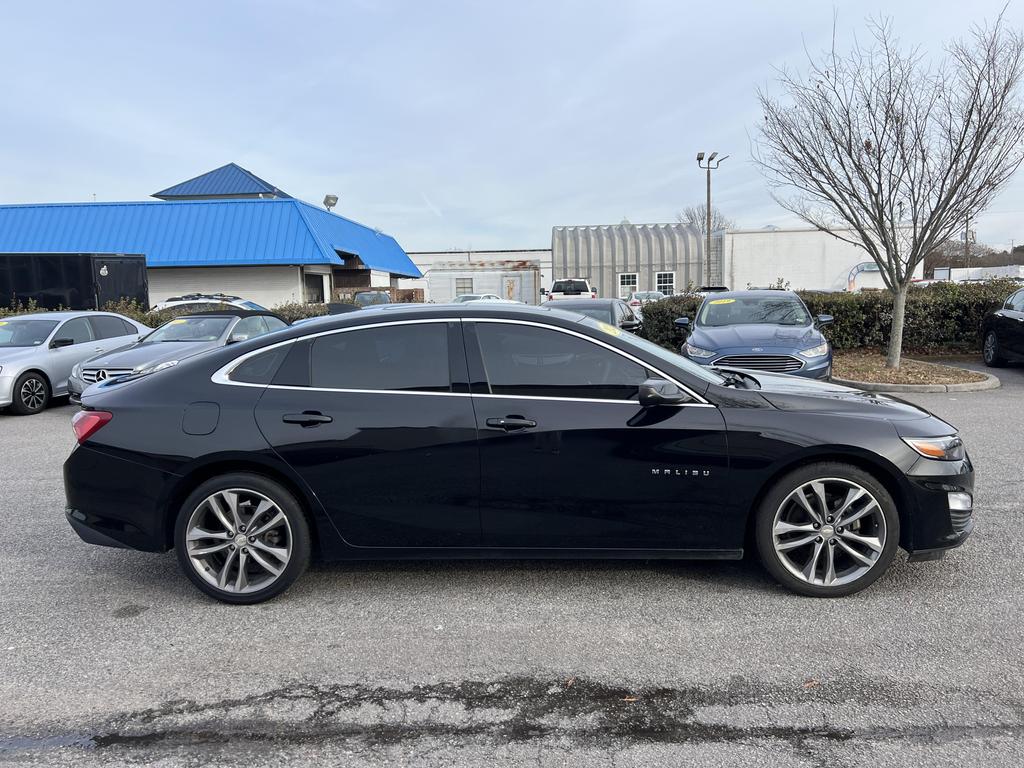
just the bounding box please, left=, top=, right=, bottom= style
left=0, top=312, right=150, bottom=415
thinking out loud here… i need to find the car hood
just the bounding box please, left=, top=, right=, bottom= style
left=739, top=370, right=942, bottom=423
left=691, top=323, right=824, bottom=351
left=83, top=340, right=219, bottom=369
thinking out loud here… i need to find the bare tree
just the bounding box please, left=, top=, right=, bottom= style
left=677, top=204, right=736, bottom=236
left=754, top=14, right=1024, bottom=368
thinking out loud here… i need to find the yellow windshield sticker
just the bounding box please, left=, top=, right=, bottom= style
left=597, top=321, right=621, bottom=336
left=709, top=298, right=735, bottom=304
left=169, top=318, right=188, bottom=325
left=0, top=321, right=7, bottom=325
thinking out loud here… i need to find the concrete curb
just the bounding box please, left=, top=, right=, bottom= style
left=833, top=364, right=1001, bottom=394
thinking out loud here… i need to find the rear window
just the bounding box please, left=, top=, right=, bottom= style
left=310, top=323, right=450, bottom=392
left=551, top=280, right=590, bottom=293
left=229, top=346, right=289, bottom=384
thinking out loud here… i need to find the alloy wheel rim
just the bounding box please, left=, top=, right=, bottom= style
left=20, top=378, right=45, bottom=410
left=185, top=488, right=292, bottom=594
left=984, top=333, right=996, bottom=362
left=772, top=477, right=886, bottom=587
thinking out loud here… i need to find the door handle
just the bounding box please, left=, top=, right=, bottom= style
left=485, top=416, right=537, bottom=431
left=282, top=411, right=333, bottom=427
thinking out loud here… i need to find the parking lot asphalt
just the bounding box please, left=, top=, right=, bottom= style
left=1, top=362, right=1023, bottom=767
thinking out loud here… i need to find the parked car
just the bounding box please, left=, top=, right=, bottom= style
left=626, top=291, right=666, bottom=312
left=543, top=278, right=597, bottom=300
left=67, top=310, right=287, bottom=403
left=452, top=294, right=520, bottom=304
left=352, top=291, right=391, bottom=307
left=981, top=286, right=1024, bottom=366
left=152, top=293, right=268, bottom=312
left=676, top=290, right=834, bottom=380
left=65, top=303, right=972, bottom=604
left=555, top=298, right=642, bottom=332
left=0, top=311, right=149, bottom=415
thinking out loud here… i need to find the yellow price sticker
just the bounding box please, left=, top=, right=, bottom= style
left=597, top=321, right=621, bottom=337
left=169, top=318, right=188, bottom=325
left=709, top=298, right=735, bottom=305
left=0, top=321, right=7, bottom=326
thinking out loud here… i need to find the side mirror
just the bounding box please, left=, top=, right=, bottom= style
left=50, top=337, right=74, bottom=348
left=639, top=378, right=691, bottom=407
left=674, top=317, right=691, bottom=332
left=539, top=288, right=548, bottom=295
left=816, top=314, right=834, bottom=327
left=227, top=334, right=250, bottom=344
left=620, top=319, right=641, bottom=332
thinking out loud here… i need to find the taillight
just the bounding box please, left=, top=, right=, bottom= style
left=591, top=291, right=598, bottom=298
left=72, top=410, right=112, bottom=444
left=630, top=300, right=641, bottom=307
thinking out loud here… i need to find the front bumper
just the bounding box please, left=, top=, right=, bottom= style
left=67, top=373, right=84, bottom=404
left=902, top=455, right=975, bottom=558
left=0, top=374, right=15, bottom=407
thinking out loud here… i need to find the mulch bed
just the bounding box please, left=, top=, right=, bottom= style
left=834, top=351, right=987, bottom=385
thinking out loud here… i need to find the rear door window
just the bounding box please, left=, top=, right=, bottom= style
left=89, top=315, right=135, bottom=340
left=310, top=323, right=450, bottom=392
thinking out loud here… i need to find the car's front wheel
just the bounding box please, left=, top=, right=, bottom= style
left=755, top=463, right=900, bottom=597
left=983, top=330, right=1006, bottom=367
left=174, top=473, right=311, bottom=604
left=11, top=372, right=50, bottom=415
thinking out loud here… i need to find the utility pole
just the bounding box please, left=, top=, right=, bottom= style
left=696, top=152, right=728, bottom=285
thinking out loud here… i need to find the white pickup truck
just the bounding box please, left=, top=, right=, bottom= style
left=543, top=278, right=598, bottom=301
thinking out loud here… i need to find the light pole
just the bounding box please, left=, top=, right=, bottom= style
left=696, top=151, right=728, bottom=285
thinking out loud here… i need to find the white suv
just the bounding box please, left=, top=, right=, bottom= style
left=151, top=293, right=268, bottom=312
left=544, top=279, right=597, bottom=301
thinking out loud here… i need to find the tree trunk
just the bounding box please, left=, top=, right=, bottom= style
left=886, top=286, right=908, bottom=369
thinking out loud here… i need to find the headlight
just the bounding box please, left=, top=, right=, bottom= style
left=799, top=342, right=830, bottom=358
left=132, top=359, right=179, bottom=376
left=685, top=342, right=716, bottom=359
left=71, top=362, right=81, bottom=378
left=903, top=435, right=966, bottom=461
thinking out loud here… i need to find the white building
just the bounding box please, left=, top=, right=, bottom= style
left=401, top=249, right=552, bottom=302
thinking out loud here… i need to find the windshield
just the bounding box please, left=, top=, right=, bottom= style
left=697, top=296, right=810, bottom=327
left=0, top=318, right=58, bottom=348
left=453, top=295, right=482, bottom=303
left=552, top=280, right=589, bottom=293
left=144, top=316, right=233, bottom=343
left=239, top=300, right=266, bottom=311
left=637, top=292, right=664, bottom=300
left=354, top=292, right=390, bottom=306
left=580, top=317, right=725, bottom=385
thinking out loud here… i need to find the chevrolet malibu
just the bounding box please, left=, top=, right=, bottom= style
left=64, top=304, right=973, bottom=604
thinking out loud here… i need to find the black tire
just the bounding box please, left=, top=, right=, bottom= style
left=174, top=473, right=311, bottom=604
left=11, top=372, right=50, bottom=415
left=982, top=330, right=1006, bottom=368
left=755, top=462, right=900, bottom=597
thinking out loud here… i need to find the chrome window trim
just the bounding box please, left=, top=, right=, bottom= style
left=211, top=316, right=712, bottom=407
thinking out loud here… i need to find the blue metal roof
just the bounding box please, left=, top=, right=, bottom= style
left=0, top=198, right=421, bottom=277
left=152, top=163, right=291, bottom=200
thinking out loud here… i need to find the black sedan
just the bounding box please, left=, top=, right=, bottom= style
left=550, top=298, right=642, bottom=332
left=982, top=286, right=1024, bottom=366
left=64, top=304, right=974, bottom=603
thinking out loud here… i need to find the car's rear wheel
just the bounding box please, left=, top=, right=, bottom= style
left=755, top=463, right=899, bottom=597
left=983, top=330, right=1006, bottom=367
left=11, top=372, right=50, bottom=415
left=174, top=473, right=311, bottom=604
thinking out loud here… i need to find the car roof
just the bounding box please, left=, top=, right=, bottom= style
left=170, top=309, right=286, bottom=321
left=701, top=289, right=801, bottom=300
left=553, top=298, right=621, bottom=307
left=4, top=311, right=123, bottom=321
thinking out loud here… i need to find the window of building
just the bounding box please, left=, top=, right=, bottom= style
left=617, top=273, right=638, bottom=299
left=656, top=272, right=675, bottom=296
left=455, top=278, right=474, bottom=297
left=475, top=323, right=648, bottom=401
left=311, top=323, right=450, bottom=392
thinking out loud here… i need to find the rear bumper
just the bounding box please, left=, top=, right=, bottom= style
left=63, top=444, right=176, bottom=552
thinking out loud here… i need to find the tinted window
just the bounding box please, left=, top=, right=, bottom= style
left=231, top=316, right=269, bottom=340
left=311, top=323, right=450, bottom=392
left=57, top=317, right=93, bottom=345
left=146, top=316, right=232, bottom=342
left=551, top=280, right=589, bottom=293
left=562, top=305, right=614, bottom=323
left=229, top=346, right=289, bottom=384
left=1009, top=290, right=1024, bottom=311
left=90, top=315, right=134, bottom=340
left=476, top=323, right=648, bottom=400
left=265, top=316, right=288, bottom=332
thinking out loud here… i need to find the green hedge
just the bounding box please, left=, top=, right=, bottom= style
left=639, top=279, right=1022, bottom=353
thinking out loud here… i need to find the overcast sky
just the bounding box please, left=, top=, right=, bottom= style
left=3, top=0, right=1024, bottom=252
